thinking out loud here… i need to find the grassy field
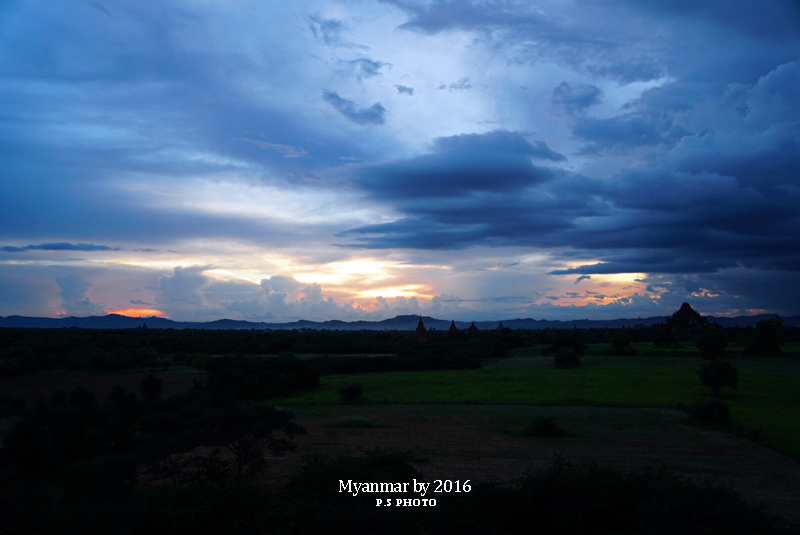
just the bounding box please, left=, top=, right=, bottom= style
left=277, top=355, right=800, bottom=458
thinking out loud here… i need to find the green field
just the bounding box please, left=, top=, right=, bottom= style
left=277, top=355, right=800, bottom=458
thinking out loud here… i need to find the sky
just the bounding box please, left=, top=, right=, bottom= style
left=1, top=0, right=799, bottom=322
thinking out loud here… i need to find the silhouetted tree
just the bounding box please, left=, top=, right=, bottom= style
left=699, top=360, right=738, bottom=396
left=747, top=317, right=783, bottom=355
left=191, top=404, right=304, bottom=481
left=697, top=332, right=727, bottom=360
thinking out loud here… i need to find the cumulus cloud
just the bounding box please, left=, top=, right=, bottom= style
left=219, top=275, right=451, bottom=322
left=395, top=85, right=414, bottom=95
left=55, top=274, right=105, bottom=315
left=322, top=90, right=386, bottom=125
left=156, top=266, right=210, bottom=315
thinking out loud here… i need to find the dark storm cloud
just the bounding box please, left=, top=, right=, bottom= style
left=586, top=57, right=666, bottom=84
left=341, top=131, right=596, bottom=250
left=551, top=81, right=601, bottom=113
left=548, top=163, right=800, bottom=273
left=378, top=0, right=547, bottom=34
left=618, top=0, right=800, bottom=43
left=3, top=0, right=800, bottom=320
left=674, top=62, right=800, bottom=190
left=572, top=113, right=687, bottom=153
left=353, top=130, right=565, bottom=200
left=343, top=108, right=800, bottom=275
left=1, top=243, right=120, bottom=253
left=322, top=90, right=386, bottom=125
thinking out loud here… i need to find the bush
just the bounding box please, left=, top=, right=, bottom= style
left=338, top=384, right=363, bottom=403
left=524, top=416, right=574, bottom=437
left=687, top=399, right=731, bottom=425
left=554, top=348, right=580, bottom=368
left=699, top=360, right=738, bottom=396
left=545, top=331, right=587, bottom=358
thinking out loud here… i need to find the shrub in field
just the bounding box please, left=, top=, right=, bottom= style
left=687, top=399, right=731, bottom=425
left=524, top=416, right=574, bottom=437
left=699, top=360, right=738, bottom=396
left=545, top=331, right=587, bottom=358
left=338, top=384, right=363, bottom=403
left=554, top=347, right=580, bottom=368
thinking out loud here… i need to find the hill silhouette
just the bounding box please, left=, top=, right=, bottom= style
left=1, top=311, right=797, bottom=330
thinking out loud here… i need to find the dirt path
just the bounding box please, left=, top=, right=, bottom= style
left=272, top=405, right=800, bottom=525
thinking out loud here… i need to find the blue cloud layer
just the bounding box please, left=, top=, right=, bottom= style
left=1, top=0, right=799, bottom=319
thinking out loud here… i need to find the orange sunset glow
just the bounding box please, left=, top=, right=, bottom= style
left=107, top=307, right=165, bottom=318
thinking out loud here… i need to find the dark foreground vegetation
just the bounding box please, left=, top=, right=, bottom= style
left=0, top=304, right=798, bottom=533
left=1, top=443, right=792, bottom=535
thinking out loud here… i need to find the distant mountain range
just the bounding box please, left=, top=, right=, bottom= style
left=1, top=313, right=797, bottom=330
